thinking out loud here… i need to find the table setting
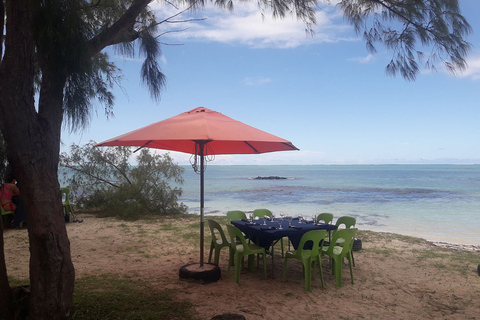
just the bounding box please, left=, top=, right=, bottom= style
left=232, top=214, right=337, bottom=250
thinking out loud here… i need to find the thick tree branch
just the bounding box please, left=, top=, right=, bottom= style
left=87, top=0, right=151, bottom=57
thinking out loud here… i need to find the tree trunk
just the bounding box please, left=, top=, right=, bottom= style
left=23, top=143, right=75, bottom=320
left=0, top=1, right=75, bottom=319
left=0, top=1, right=35, bottom=319
left=0, top=220, right=15, bottom=320
left=26, top=65, right=75, bottom=320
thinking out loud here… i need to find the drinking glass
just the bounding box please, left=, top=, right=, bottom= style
left=312, top=214, right=316, bottom=224
left=263, top=216, right=267, bottom=225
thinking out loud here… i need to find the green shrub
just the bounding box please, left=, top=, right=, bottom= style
left=60, top=141, right=187, bottom=219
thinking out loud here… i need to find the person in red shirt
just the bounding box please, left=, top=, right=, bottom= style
left=1, top=174, right=26, bottom=228
left=0, top=178, right=20, bottom=212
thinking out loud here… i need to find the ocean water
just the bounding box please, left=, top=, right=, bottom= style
left=178, top=165, right=480, bottom=246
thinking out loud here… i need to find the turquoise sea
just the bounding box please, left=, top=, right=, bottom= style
left=178, top=165, right=480, bottom=246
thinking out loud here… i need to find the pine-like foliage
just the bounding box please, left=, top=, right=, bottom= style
left=339, top=0, right=471, bottom=80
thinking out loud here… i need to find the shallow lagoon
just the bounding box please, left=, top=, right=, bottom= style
left=179, top=164, right=480, bottom=245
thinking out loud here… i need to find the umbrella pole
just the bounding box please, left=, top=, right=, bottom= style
left=199, top=142, right=205, bottom=268
left=178, top=142, right=221, bottom=284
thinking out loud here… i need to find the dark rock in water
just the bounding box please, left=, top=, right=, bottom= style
left=253, top=176, right=287, bottom=180
left=211, top=314, right=246, bottom=320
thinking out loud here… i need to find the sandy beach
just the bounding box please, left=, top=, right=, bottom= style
left=4, top=213, right=480, bottom=319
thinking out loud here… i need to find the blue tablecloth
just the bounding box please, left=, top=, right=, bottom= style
left=231, top=218, right=337, bottom=250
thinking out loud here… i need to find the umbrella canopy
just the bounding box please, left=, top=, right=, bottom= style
left=96, top=107, right=299, bottom=267
left=96, top=107, right=298, bottom=154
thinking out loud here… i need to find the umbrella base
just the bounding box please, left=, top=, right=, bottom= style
left=179, top=263, right=221, bottom=284
left=353, top=238, right=362, bottom=251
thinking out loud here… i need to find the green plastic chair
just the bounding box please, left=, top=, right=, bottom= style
left=1, top=205, right=14, bottom=217
left=334, top=215, right=357, bottom=266
left=226, top=210, right=247, bottom=221
left=61, top=187, right=74, bottom=222
left=253, top=208, right=272, bottom=219
left=319, top=213, right=335, bottom=253
left=335, top=215, right=356, bottom=229
left=316, top=212, right=334, bottom=224
left=321, top=228, right=357, bottom=287
left=207, top=219, right=234, bottom=266
left=226, top=224, right=267, bottom=284
left=283, top=230, right=328, bottom=291
left=226, top=210, right=249, bottom=241
left=1, top=205, right=15, bottom=228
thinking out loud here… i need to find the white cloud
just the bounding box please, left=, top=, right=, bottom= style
left=348, top=54, right=375, bottom=64
left=151, top=2, right=351, bottom=49
left=458, top=54, right=480, bottom=80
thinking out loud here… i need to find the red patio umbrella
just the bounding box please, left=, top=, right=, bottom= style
left=96, top=107, right=299, bottom=267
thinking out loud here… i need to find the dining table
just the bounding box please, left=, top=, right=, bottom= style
left=232, top=217, right=337, bottom=250
left=231, top=217, right=338, bottom=277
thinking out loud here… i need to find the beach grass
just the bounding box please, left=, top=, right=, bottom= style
left=6, top=274, right=200, bottom=320
left=72, top=274, right=200, bottom=320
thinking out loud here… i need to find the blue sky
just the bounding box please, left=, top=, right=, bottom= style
left=61, top=1, right=480, bottom=165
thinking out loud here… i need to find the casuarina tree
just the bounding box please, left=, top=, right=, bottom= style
left=0, top=0, right=471, bottom=319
